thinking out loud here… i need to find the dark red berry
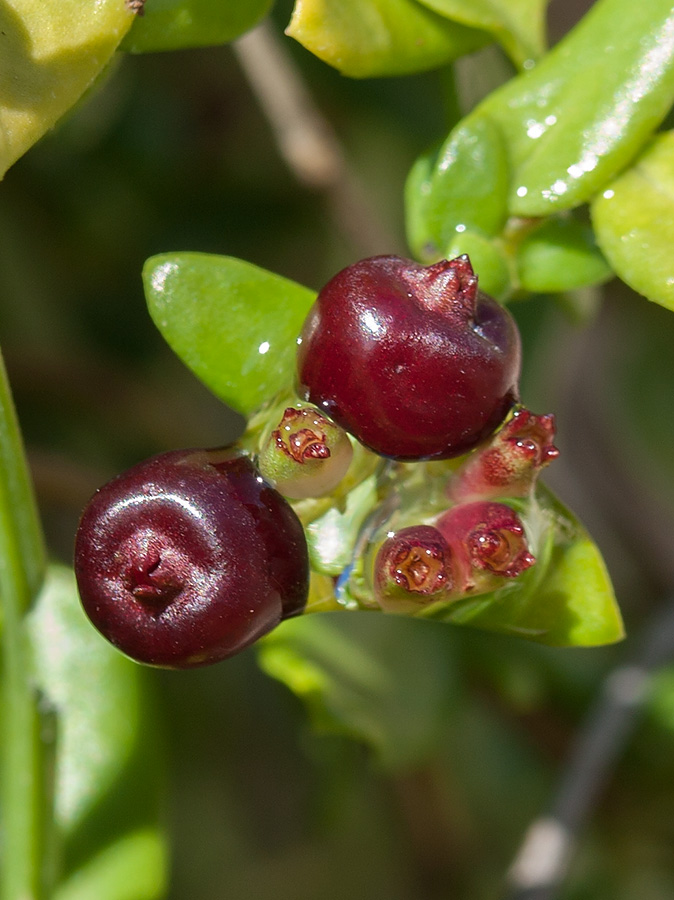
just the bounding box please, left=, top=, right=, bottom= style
left=74, top=448, right=309, bottom=668
left=297, top=255, right=521, bottom=460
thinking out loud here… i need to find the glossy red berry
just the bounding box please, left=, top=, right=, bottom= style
left=297, top=255, right=521, bottom=461
left=74, top=448, right=309, bottom=668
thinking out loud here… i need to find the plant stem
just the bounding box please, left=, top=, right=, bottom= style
left=0, top=348, right=51, bottom=900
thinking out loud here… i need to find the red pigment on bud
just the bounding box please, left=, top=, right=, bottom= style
left=437, top=501, right=535, bottom=584
left=375, top=525, right=455, bottom=609
left=449, top=408, right=559, bottom=502
left=274, top=407, right=332, bottom=463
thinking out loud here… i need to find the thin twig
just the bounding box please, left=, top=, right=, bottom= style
left=233, top=21, right=400, bottom=256
left=504, top=598, right=674, bottom=900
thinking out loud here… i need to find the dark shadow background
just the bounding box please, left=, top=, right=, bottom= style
left=2, top=1, right=674, bottom=898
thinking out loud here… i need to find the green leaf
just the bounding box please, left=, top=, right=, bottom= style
left=516, top=216, right=613, bottom=293
left=143, top=253, right=316, bottom=417
left=0, top=1, right=134, bottom=178
left=26, top=566, right=167, bottom=897
left=405, top=114, right=510, bottom=261
left=415, top=0, right=548, bottom=69
left=26, top=566, right=144, bottom=833
left=432, top=487, right=624, bottom=647
left=54, top=830, right=166, bottom=900
left=258, top=613, right=457, bottom=770
left=591, top=131, right=674, bottom=311
left=286, top=0, right=488, bottom=78
left=478, top=0, right=674, bottom=216
left=121, top=0, right=273, bottom=54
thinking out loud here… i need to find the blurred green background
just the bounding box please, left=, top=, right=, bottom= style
left=2, top=1, right=674, bottom=898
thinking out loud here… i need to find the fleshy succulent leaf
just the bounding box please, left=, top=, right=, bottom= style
left=482, top=0, right=674, bottom=217
left=591, top=131, right=674, bottom=312
left=414, top=0, right=548, bottom=69
left=405, top=114, right=510, bottom=262
left=143, top=253, right=316, bottom=417
left=411, top=0, right=674, bottom=229
left=121, top=0, right=273, bottom=54
left=26, top=565, right=167, bottom=897
left=286, top=0, right=489, bottom=78
left=516, top=216, right=613, bottom=293
left=0, top=0, right=134, bottom=178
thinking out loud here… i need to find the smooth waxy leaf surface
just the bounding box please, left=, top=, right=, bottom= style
left=405, top=114, right=510, bottom=261
left=26, top=566, right=167, bottom=898
left=591, top=131, right=674, bottom=311
left=480, top=0, right=674, bottom=216
left=286, top=0, right=488, bottom=78
left=27, top=566, right=142, bottom=830
left=410, top=0, right=674, bottom=229
left=121, top=0, right=273, bottom=53
left=415, top=0, right=548, bottom=68
left=259, top=613, right=457, bottom=770
left=516, top=217, right=613, bottom=293
left=143, top=253, right=316, bottom=417
left=0, top=1, right=133, bottom=178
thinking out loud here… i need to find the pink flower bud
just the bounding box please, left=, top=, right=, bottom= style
left=374, top=525, right=458, bottom=613
left=448, top=408, right=559, bottom=502
left=436, top=501, right=535, bottom=595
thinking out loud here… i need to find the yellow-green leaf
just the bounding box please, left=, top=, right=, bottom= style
left=415, top=0, right=548, bottom=69
left=121, top=0, right=273, bottom=54
left=591, top=131, right=674, bottom=311
left=286, top=0, right=488, bottom=78
left=0, top=1, right=134, bottom=178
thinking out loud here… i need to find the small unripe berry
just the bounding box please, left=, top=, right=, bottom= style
left=257, top=405, right=353, bottom=499
left=436, top=501, right=535, bottom=596
left=374, top=525, right=458, bottom=613
left=74, top=448, right=309, bottom=668
left=449, top=408, right=559, bottom=502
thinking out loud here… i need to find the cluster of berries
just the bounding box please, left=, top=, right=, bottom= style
left=74, top=255, right=558, bottom=668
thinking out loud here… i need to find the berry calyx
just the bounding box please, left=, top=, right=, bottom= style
left=74, top=448, right=309, bottom=668
left=374, top=525, right=457, bottom=613
left=297, top=255, right=521, bottom=461
left=448, top=408, right=559, bottom=502
left=257, top=405, right=353, bottom=499
left=436, top=501, right=535, bottom=595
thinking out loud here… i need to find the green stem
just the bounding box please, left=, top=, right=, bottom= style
left=0, top=348, right=50, bottom=900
